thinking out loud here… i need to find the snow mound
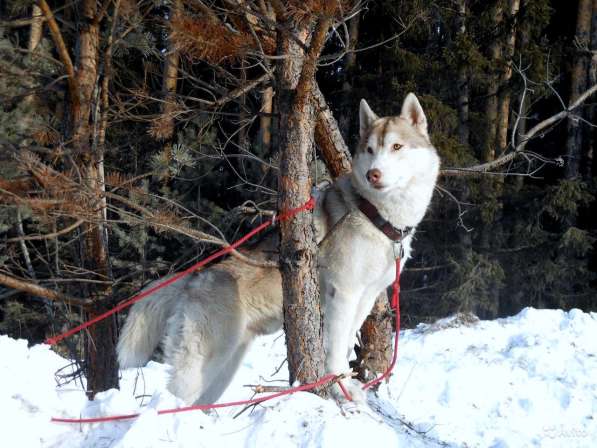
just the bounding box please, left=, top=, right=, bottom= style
left=1, top=307, right=595, bottom=447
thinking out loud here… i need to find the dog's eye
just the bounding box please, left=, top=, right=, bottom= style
left=367, top=147, right=373, bottom=154
left=392, top=143, right=403, bottom=151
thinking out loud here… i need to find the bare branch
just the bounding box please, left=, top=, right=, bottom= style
left=209, top=72, right=271, bottom=108
left=0, top=271, right=92, bottom=308
left=441, top=83, right=597, bottom=176
left=6, top=220, right=85, bottom=243
left=37, top=0, right=79, bottom=104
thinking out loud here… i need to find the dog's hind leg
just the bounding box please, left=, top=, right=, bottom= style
left=162, top=304, right=226, bottom=405
left=166, top=338, right=236, bottom=405
left=166, top=352, right=211, bottom=405
left=164, top=298, right=250, bottom=405
left=167, top=338, right=251, bottom=406
left=194, top=340, right=251, bottom=405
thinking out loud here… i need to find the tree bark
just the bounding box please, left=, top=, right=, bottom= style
left=276, top=13, right=330, bottom=392
left=313, top=85, right=352, bottom=178
left=565, top=0, right=593, bottom=179
left=74, top=0, right=118, bottom=398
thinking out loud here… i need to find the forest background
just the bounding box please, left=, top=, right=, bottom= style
left=0, top=0, right=595, bottom=398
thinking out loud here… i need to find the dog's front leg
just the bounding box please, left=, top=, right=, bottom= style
left=322, top=284, right=359, bottom=373
left=320, top=278, right=367, bottom=402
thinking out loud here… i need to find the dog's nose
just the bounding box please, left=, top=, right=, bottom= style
left=366, top=169, right=382, bottom=185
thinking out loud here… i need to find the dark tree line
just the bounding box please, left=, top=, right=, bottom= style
left=0, top=0, right=595, bottom=398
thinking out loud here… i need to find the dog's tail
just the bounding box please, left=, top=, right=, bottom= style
left=117, top=276, right=181, bottom=368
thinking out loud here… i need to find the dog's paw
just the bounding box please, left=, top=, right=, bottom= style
left=331, top=378, right=367, bottom=404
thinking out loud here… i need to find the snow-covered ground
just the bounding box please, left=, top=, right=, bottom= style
left=1, top=307, right=596, bottom=447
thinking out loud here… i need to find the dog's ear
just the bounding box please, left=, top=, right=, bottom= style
left=359, top=99, right=378, bottom=138
left=401, top=93, right=428, bottom=138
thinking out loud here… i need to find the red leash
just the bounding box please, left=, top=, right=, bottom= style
left=45, top=198, right=316, bottom=346
left=49, top=197, right=402, bottom=424
left=51, top=270, right=401, bottom=424
left=51, top=374, right=339, bottom=423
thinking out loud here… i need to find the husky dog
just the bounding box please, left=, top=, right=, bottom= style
left=117, top=93, right=440, bottom=404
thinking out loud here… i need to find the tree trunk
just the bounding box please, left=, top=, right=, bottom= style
left=478, top=1, right=505, bottom=319
left=482, top=2, right=503, bottom=162
left=74, top=0, right=118, bottom=398
left=565, top=0, right=593, bottom=180
left=160, top=0, right=182, bottom=143
left=496, top=0, right=520, bottom=154
left=276, top=13, right=330, bottom=392
left=586, top=0, right=597, bottom=177
left=456, top=0, right=470, bottom=147
left=21, top=5, right=45, bottom=137
left=453, top=0, right=475, bottom=300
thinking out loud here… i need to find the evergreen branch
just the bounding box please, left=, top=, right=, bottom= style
left=104, top=192, right=278, bottom=268
left=3, top=154, right=276, bottom=268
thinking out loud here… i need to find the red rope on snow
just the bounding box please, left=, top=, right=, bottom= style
left=51, top=374, right=339, bottom=424
left=49, top=196, right=403, bottom=424
left=45, top=197, right=316, bottom=346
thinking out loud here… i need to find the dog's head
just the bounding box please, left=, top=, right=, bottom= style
left=352, top=93, right=440, bottom=194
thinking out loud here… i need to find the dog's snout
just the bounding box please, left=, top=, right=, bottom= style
left=366, top=168, right=382, bottom=185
